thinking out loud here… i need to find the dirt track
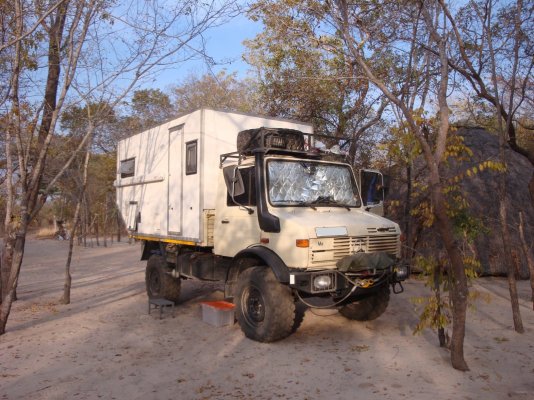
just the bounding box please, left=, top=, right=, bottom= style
left=1, top=238, right=533, bottom=399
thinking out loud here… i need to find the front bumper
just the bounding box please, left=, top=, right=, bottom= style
left=288, top=264, right=409, bottom=295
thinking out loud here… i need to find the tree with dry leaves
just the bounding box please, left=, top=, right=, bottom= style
left=1, top=0, right=239, bottom=333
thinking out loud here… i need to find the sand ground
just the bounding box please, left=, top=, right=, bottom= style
left=1, top=238, right=533, bottom=400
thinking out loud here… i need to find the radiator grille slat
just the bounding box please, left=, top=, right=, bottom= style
left=310, top=235, right=399, bottom=268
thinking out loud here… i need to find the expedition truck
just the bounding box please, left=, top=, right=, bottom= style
left=115, top=108, right=409, bottom=342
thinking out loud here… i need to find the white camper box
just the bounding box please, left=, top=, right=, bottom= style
left=115, top=108, right=313, bottom=245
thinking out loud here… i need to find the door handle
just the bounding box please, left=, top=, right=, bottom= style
left=221, top=219, right=230, bottom=224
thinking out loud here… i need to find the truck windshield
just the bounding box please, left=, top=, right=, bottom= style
left=267, top=160, right=361, bottom=207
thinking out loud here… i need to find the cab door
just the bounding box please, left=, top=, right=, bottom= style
left=214, top=166, right=260, bottom=257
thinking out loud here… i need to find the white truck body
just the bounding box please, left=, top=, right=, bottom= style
left=115, top=108, right=313, bottom=245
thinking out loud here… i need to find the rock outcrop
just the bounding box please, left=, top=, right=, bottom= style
left=387, top=127, right=534, bottom=278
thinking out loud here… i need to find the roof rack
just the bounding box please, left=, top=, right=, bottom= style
left=219, top=128, right=352, bottom=167
left=219, top=151, right=245, bottom=168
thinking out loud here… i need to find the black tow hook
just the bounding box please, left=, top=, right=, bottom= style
left=392, top=281, right=404, bottom=294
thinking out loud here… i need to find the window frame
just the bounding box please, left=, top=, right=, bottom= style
left=227, top=166, right=256, bottom=207
left=185, top=140, right=198, bottom=175
left=266, top=159, right=361, bottom=208
left=120, top=157, right=135, bottom=178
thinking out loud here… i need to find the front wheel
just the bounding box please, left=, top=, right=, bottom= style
left=145, top=255, right=181, bottom=303
left=235, top=267, right=297, bottom=342
left=339, top=285, right=390, bottom=321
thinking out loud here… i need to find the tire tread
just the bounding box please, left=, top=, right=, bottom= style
left=145, top=255, right=181, bottom=303
left=236, top=267, right=297, bottom=342
left=339, top=286, right=390, bottom=321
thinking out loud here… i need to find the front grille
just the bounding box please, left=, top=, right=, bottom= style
left=367, top=227, right=397, bottom=234
left=309, top=235, right=400, bottom=269
left=332, top=235, right=399, bottom=254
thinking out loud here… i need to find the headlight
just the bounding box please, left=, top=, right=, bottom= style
left=394, top=265, right=409, bottom=281
left=312, top=274, right=335, bottom=291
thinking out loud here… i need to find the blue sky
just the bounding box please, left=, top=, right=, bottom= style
left=157, top=13, right=262, bottom=88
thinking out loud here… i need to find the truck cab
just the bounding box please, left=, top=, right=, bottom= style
left=205, top=128, right=407, bottom=341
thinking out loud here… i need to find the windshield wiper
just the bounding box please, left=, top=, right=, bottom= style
left=310, top=196, right=351, bottom=211
left=280, top=198, right=351, bottom=211
left=293, top=200, right=317, bottom=210
left=310, top=196, right=333, bottom=204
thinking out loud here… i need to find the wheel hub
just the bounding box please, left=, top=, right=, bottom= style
left=244, top=286, right=265, bottom=326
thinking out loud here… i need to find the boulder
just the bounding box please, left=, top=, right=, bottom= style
left=387, top=127, right=534, bottom=278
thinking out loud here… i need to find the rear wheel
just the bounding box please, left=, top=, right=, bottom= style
left=339, top=285, right=390, bottom=321
left=145, top=255, right=181, bottom=303
left=235, top=267, right=297, bottom=342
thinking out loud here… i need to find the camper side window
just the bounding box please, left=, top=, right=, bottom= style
left=227, top=167, right=256, bottom=207
left=120, top=158, right=135, bottom=178
left=186, top=140, right=197, bottom=175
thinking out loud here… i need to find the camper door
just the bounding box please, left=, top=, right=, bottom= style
left=168, top=126, right=183, bottom=235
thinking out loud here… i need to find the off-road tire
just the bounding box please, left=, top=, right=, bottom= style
left=145, top=255, right=181, bottom=303
left=292, top=301, right=306, bottom=333
left=235, top=267, right=297, bottom=342
left=339, top=285, right=390, bottom=321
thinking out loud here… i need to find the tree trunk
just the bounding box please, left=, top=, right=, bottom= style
left=36, top=3, right=68, bottom=146
left=434, top=262, right=446, bottom=347
left=1, top=222, right=20, bottom=305
left=496, top=111, right=523, bottom=333
left=1, top=0, right=23, bottom=307
left=500, top=199, right=524, bottom=332
left=404, top=164, right=413, bottom=262
left=518, top=211, right=534, bottom=310
left=61, top=207, right=80, bottom=305
left=103, top=198, right=109, bottom=248
left=483, top=0, right=524, bottom=333
left=429, top=13, right=469, bottom=371
left=0, top=225, right=27, bottom=334
left=85, top=196, right=93, bottom=248
left=27, top=4, right=69, bottom=218
left=82, top=198, right=88, bottom=248
left=117, top=212, right=121, bottom=242
left=1, top=0, right=73, bottom=333
left=61, top=232, right=75, bottom=305
left=95, top=215, right=100, bottom=247
left=0, top=235, right=15, bottom=304
left=110, top=210, right=114, bottom=245
left=61, top=135, right=92, bottom=304
left=432, top=185, right=469, bottom=371
left=334, top=0, right=469, bottom=369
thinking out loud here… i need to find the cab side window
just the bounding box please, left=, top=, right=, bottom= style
left=227, top=167, right=256, bottom=206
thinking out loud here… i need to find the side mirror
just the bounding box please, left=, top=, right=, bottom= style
left=223, top=166, right=245, bottom=197
left=359, top=170, right=385, bottom=215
